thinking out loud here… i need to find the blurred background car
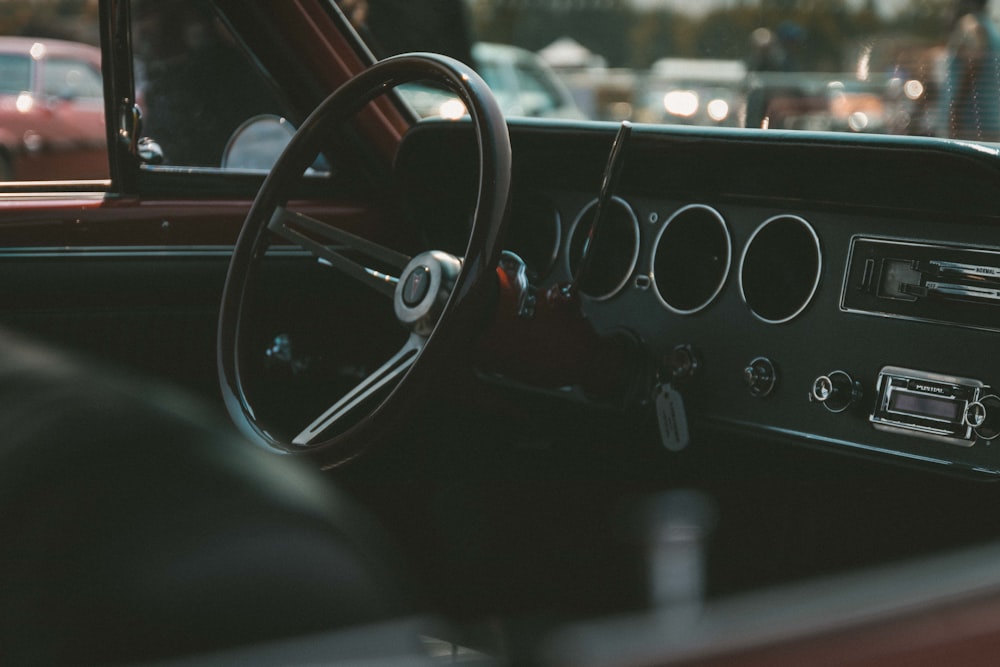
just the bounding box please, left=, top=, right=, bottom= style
left=0, top=37, right=106, bottom=181
left=637, top=58, right=748, bottom=127
left=400, top=42, right=585, bottom=120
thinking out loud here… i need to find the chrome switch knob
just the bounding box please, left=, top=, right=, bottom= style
left=810, top=370, right=862, bottom=413
left=744, top=357, right=777, bottom=397
left=966, top=395, right=1000, bottom=441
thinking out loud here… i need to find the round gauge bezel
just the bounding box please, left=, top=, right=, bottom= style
left=651, top=203, right=733, bottom=315
left=738, top=214, right=822, bottom=324
left=565, top=196, right=641, bottom=301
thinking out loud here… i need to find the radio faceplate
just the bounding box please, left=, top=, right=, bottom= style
left=871, top=367, right=986, bottom=447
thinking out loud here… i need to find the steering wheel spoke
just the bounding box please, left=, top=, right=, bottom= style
left=268, top=206, right=410, bottom=298
left=292, top=334, right=425, bottom=446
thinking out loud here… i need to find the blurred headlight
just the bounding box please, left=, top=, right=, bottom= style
left=848, top=111, right=869, bottom=132
left=707, top=98, right=730, bottom=122
left=438, top=98, right=467, bottom=120
left=904, top=79, right=925, bottom=101
left=15, top=93, right=33, bottom=113
left=663, top=90, right=699, bottom=118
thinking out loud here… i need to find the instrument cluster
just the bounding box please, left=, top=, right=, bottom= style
left=398, top=120, right=1000, bottom=477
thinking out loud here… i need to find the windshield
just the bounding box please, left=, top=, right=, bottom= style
left=340, top=0, right=1000, bottom=143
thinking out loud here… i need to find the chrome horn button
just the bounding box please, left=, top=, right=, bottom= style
left=401, top=265, right=432, bottom=307
left=394, top=251, right=462, bottom=336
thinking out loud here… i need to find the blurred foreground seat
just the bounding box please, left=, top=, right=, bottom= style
left=0, top=331, right=412, bottom=665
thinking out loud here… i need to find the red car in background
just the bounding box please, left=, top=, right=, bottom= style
left=0, top=37, right=106, bottom=181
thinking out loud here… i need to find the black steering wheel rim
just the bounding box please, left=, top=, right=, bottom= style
left=218, top=53, right=511, bottom=467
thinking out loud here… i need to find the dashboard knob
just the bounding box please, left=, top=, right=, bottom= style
left=744, top=357, right=777, bottom=398
left=966, top=395, right=1000, bottom=441
left=810, top=370, right=862, bottom=413
left=667, top=344, right=701, bottom=383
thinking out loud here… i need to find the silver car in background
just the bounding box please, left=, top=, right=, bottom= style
left=401, top=42, right=585, bottom=120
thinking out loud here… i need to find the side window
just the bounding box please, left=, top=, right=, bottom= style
left=131, top=0, right=295, bottom=171
left=0, top=3, right=106, bottom=183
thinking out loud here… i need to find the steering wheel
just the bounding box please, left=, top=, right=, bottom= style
left=218, top=53, right=512, bottom=467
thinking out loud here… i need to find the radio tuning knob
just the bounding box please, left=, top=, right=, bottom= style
left=810, top=371, right=862, bottom=413
left=966, top=395, right=1000, bottom=441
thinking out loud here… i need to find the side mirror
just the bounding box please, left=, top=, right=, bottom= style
left=221, top=115, right=295, bottom=171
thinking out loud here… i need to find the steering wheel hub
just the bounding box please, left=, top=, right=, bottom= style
left=395, top=251, right=462, bottom=337
left=401, top=266, right=431, bottom=307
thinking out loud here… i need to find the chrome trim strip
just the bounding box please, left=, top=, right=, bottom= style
left=932, top=259, right=1000, bottom=281
left=0, top=189, right=107, bottom=200
left=0, top=245, right=310, bottom=259
left=711, top=416, right=961, bottom=469
left=925, top=281, right=1000, bottom=302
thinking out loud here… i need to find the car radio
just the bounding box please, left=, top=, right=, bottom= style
left=842, top=237, right=1000, bottom=333
left=871, top=366, right=998, bottom=446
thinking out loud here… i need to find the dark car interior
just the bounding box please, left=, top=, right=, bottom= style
left=3, top=0, right=1000, bottom=665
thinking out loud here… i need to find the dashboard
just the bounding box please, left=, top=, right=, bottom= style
left=397, top=120, right=1000, bottom=478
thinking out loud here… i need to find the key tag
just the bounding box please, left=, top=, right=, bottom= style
left=656, top=383, right=690, bottom=452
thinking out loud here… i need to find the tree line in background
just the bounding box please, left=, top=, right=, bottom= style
left=0, top=0, right=963, bottom=73
left=470, top=0, right=960, bottom=70
left=0, top=0, right=99, bottom=45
